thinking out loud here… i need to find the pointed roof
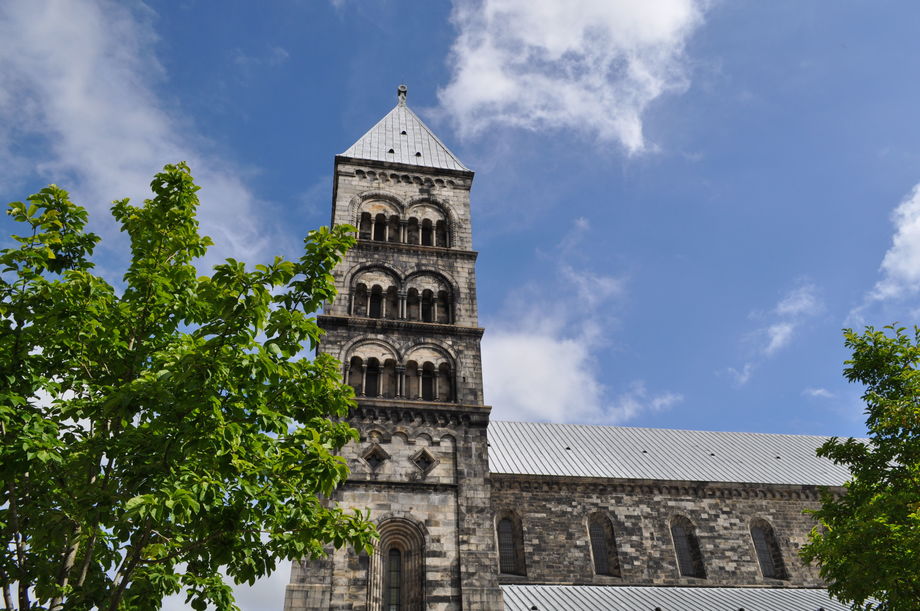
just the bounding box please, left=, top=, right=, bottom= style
left=339, top=85, right=470, bottom=173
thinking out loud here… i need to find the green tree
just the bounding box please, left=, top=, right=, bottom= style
left=801, top=325, right=920, bottom=611
left=0, top=163, right=374, bottom=610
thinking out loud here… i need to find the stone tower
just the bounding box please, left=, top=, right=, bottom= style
left=284, top=86, right=504, bottom=610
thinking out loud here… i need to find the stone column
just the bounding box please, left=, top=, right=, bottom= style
left=395, top=366, right=406, bottom=398
left=360, top=364, right=367, bottom=397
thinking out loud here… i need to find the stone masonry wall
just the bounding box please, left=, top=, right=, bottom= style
left=284, top=410, right=503, bottom=610
left=490, top=474, right=828, bottom=588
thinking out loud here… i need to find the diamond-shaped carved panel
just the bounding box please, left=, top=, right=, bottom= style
left=411, top=448, right=439, bottom=475
left=362, top=444, right=390, bottom=471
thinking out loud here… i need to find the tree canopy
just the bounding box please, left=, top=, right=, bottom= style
left=801, top=325, right=920, bottom=611
left=0, top=163, right=375, bottom=610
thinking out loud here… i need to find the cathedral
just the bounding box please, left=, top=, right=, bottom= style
left=283, top=86, right=851, bottom=611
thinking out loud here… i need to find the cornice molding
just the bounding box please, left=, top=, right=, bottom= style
left=489, top=473, right=844, bottom=502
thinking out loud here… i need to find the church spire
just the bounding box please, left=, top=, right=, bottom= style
left=338, top=85, right=470, bottom=173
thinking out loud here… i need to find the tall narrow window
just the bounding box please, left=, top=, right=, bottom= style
left=370, top=518, right=424, bottom=610
left=751, top=520, right=788, bottom=579
left=671, top=517, right=705, bottom=578
left=420, top=367, right=434, bottom=401
left=373, top=214, right=387, bottom=241
left=497, top=514, right=525, bottom=576
left=421, top=219, right=433, bottom=246
left=365, top=359, right=380, bottom=398
left=369, top=287, right=383, bottom=318
left=588, top=515, right=621, bottom=576
left=386, top=548, right=401, bottom=611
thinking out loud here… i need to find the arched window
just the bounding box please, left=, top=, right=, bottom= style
left=386, top=548, right=401, bottom=611
left=373, top=214, right=387, bottom=241
left=420, top=290, right=434, bottom=323
left=588, top=514, right=621, bottom=577
left=750, top=519, right=788, bottom=579
left=420, top=219, right=433, bottom=246
left=406, top=218, right=419, bottom=245
left=437, top=363, right=452, bottom=402
left=369, top=286, right=383, bottom=318
left=496, top=513, right=526, bottom=576
left=359, top=212, right=372, bottom=240
left=406, top=288, right=420, bottom=321
left=387, top=215, right=400, bottom=242
left=365, top=358, right=380, bottom=398
left=369, top=518, right=425, bottom=611
left=670, top=516, right=705, bottom=578
left=347, top=356, right=363, bottom=394
left=420, top=363, right=435, bottom=401
left=435, top=290, right=450, bottom=323
left=435, top=220, right=448, bottom=247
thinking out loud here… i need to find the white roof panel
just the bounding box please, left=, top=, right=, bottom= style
left=502, top=585, right=852, bottom=611
left=488, top=421, right=852, bottom=486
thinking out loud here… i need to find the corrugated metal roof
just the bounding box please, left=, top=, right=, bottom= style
left=501, top=585, right=851, bottom=611
left=339, top=86, right=469, bottom=172
left=488, top=421, right=852, bottom=486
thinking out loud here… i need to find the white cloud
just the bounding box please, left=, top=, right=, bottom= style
left=438, top=0, right=707, bottom=153
left=803, top=387, right=834, bottom=399
left=482, top=219, right=682, bottom=423
left=763, top=321, right=794, bottom=356
left=851, top=184, right=920, bottom=317
left=725, top=362, right=754, bottom=386
left=727, top=282, right=822, bottom=386
left=0, top=0, right=273, bottom=269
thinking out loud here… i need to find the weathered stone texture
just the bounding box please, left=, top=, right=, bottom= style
left=491, top=475, right=828, bottom=588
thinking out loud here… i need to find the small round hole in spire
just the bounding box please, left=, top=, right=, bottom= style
left=387, top=148, right=394, bottom=154
left=401, top=130, right=407, bottom=135
left=415, top=152, right=422, bottom=157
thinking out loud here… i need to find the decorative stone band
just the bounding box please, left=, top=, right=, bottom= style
left=348, top=401, right=492, bottom=427
left=318, top=314, right=485, bottom=336
left=490, top=473, right=845, bottom=502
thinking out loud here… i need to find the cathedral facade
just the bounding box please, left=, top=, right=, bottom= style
left=283, top=87, right=851, bottom=611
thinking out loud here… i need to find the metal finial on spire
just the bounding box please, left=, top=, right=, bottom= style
left=397, top=84, right=408, bottom=106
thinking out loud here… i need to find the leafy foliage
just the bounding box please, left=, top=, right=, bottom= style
left=0, top=163, right=374, bottom=610
left=801, top=325, right=920, bottom=611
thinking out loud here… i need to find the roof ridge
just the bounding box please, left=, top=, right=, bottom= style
left=490, top=420, right=837, bottom=439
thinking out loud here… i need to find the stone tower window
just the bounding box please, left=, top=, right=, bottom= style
left=496, top=512, right=526, bottom=576
left=670, top=516, right=706, bottom=578
left=369, top=518, right=425, bottom=611
left=406, top=218, right=419, bottom=244
left=386, top=548, right=401, bottom=611
left=359, top=212, right=373, bottom=240
left=435, top=220, right=448, bottom=247
left=587, top=514, right=621, bottom=577
left=420, top=219, right=433, bottom=246
left=373, top=214, right=388, bottom=241
left=365, top=358, right=381, bottom=397
left=750, top=519, right=788, bottom=579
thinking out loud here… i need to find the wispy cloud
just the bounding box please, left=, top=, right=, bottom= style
left=803, top=387, right=834, bottom=399
left=438, top=0, right=707, bottom=153
left=0, top=0, right=275, bottom=269
left=726, top=281, right=822, bottom=386
left=482, top=218, right=682, bottom=423
left=850, top=183, right=920, bottom=322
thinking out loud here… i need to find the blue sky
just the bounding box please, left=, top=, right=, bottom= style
left=3, top=1, right=920, bottom=608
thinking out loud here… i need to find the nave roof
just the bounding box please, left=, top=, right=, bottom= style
left=501, top=584, right=852, bottom=611
left=488, top=420, right=853, bottom=486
